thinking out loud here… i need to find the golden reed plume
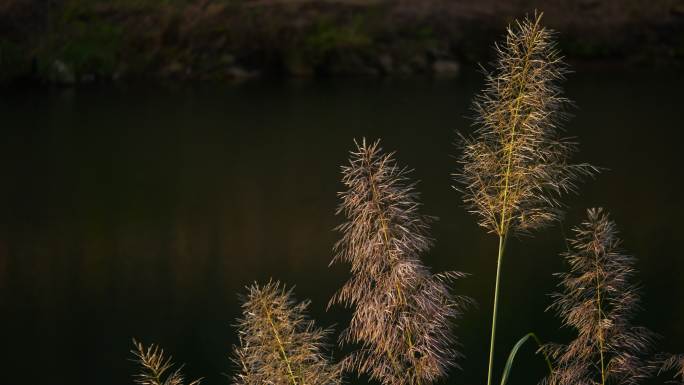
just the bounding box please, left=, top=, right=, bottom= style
left=456, top=12, right=596, bottom=238
left=232, top=280, right=342, bottom=385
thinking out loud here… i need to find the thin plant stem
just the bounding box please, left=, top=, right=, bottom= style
left=487, top=234, right=507, bottom=385
left=487, top=19, right=538, bottom=385
left=369, top=164, right=409, bottom=378
left=594, top=257, right=606, bottom=385
left=261, top=299, right=298, bottom=385
left=370, top=166, right=423, bottom=385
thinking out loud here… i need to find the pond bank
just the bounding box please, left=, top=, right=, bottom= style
left=1, top=0, right=683, bottom=85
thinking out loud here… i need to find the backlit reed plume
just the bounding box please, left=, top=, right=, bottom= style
left=543, top=208, right=655, bottom=385
left=131, top=339, right=201, bottom=385
left=453, top=13, right=596, bottom=385
left=232, top=280, right=342, bottom=385
left=330, top=138, right=470, bottom=385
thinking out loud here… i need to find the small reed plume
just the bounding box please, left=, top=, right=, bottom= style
left=131, top=339, right=201, bottom=385
left=543, top=208, right=655, bottom=385
left=452, top=13, right=596, bottom=385
left=232, top=280, right=342, bottom=385
left=330, top=138, right=470, bottom=385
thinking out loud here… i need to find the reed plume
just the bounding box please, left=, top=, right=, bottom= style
left=543, top=208, right=655, bottom=385
left=453, top=13, right=596, bottom=385
left=330, top=138, right=470, bottom=385
left=232, top=280, right=342, bottom=385
left=131, top=339, right=201, bottom=385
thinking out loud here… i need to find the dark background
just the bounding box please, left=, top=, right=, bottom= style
left=1, top=68, right=683, bottom=384
left=1, top=1, right=684, bottom=384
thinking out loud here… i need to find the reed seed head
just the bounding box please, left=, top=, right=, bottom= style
left=543, top=208, right=656, bottom=385
left=232, top=280, right=342, bottom=385
left=454, top=13, right=596, bottom=237
left=330, top=138, right=471, bottom=385
left=131, top=339, right=201, bottom=385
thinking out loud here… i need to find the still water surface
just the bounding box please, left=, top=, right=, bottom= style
left=1, top=70, right=683, bottom=385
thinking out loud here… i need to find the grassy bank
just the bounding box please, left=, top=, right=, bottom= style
left=1, top=0, right=683, bottom=85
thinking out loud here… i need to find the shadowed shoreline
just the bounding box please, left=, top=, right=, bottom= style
left=1, top=0, right=683, bottom=85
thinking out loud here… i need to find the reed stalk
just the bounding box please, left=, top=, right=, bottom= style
left=454, top=13, right=595, bottom=385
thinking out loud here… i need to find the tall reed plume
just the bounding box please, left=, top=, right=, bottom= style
left=453, top=13, right=595, bottom=385
left=543, top=208, right=655, bottom=385
left=131, top=339, right=201, bottom=385
left=330, top=139, right=470, bottom=385
left=232, top=280, right=342, bottom=385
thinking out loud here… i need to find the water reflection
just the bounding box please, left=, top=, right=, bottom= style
left=1, top=71, right=683, bottom=385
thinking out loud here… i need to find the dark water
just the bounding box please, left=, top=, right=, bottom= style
left=1, top=69, right=683, bottom=385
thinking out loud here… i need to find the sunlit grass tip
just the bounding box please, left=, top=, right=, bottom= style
left=232, top=280, right=342, bottom=385
left=130, top=339, right=201, bottom=385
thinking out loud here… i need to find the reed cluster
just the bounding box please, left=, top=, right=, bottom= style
left=126, top=12, right=680, bottom=385
left=329, top=139, right=471, bottom=385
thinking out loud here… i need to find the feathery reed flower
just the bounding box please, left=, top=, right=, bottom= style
left=544, top=208, right=655, bottom=385
left=330, top=138, right=470, bottom=385
left=232, top=280, right=342, bottom=385
left=453, top=13, right=596, bottom=385
left=131, top=339, right=201, bottom=385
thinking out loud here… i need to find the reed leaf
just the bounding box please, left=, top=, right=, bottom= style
left=330, top=138, right=471, bottom=385
left=130, top=339, right=201, bottom=385
left=499, top=333, right=552, bottom=385
left=543, top=208, right=656, bottom=385
left=232, top=280, right=342, bottom=385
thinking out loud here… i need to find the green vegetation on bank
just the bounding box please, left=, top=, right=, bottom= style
left=1, top=0, right=683, bottom=85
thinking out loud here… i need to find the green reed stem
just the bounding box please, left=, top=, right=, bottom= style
left=261, top=299, right=298, bottom=385
left=594, top=258, right=606, bottom=385
left=487, top=234, right=507, bottom=385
